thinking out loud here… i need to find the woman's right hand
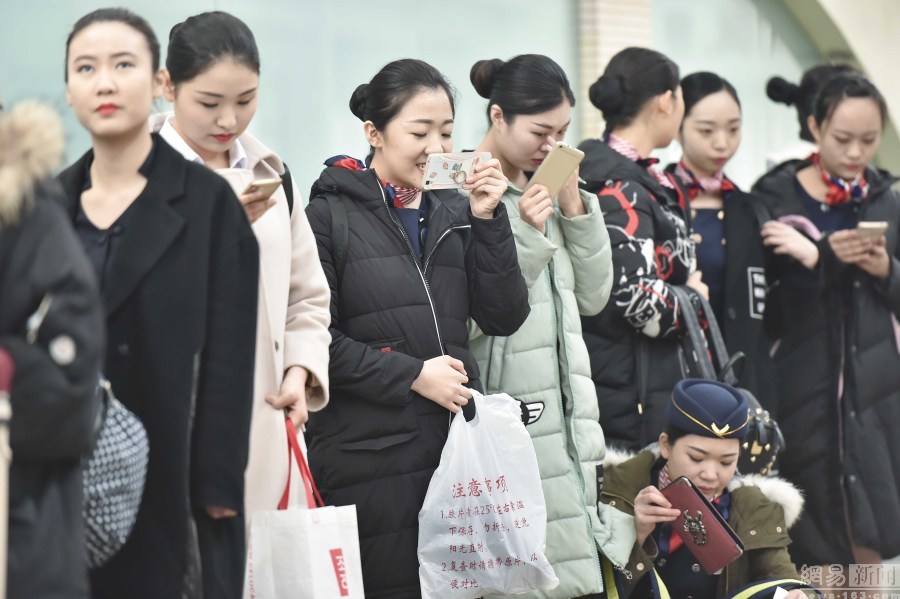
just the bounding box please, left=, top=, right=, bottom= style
left=411, top=356, right=472, bottom=413
left=761, top=221, right=819, bottom=270
left=633, top=485, right=680, bottom=546
left=686, top=270, right=709, bottom=299
left=519, top=183, right=554, bottom=234
left=239, top=188, right=277, bottom=224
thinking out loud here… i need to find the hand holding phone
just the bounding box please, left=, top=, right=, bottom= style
left=856, top=220, right=888, bottom=240
left=422, top=152, right=492, bottom=190
left=241, top=177, right=283, bottom=200
left=524, top=143, right=584, bottom=198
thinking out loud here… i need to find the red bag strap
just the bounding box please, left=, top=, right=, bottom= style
left=278, top=417, right=325, bottom=510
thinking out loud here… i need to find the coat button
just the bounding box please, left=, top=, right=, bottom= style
left=609, top=500, right=616, bottom=507
left=691, top=563, right=701, bottom=573
left=636, top=563, right=644, bottom=571
left=656, top=558, right=667, bottom=567
left=854, top=280, right=861, bottom=288
left=849, top=474, right=857, bottom=483
left=750, top=530, right=757, bottom=535
left=776, top=526, right=783, bottom=533
left=117, top=343, right=130, bottom=356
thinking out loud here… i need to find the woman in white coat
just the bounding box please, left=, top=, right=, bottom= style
left=150, top=11, right=331, bottom=518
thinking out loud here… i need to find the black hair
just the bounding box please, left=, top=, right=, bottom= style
left=812, top=72, right=887, bottom=129
left=349, top=59, right=455, bottom=129
left=470, top=54, right=575, bottom=125
left=662, top=424, right=690, bottom=447
left=766, top=63, right=856, bottom=141
left=65, top=8, right=160, bottom=82
left=588, top=47, right=679, bottom=138
left=166, top=11, right=259, bottom=86
left=681, top=71, right=740, bottom=120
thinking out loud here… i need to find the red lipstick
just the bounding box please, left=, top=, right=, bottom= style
left=96, top=104, right=119, bottom=116
left=213, top=134, right=234, bottom=143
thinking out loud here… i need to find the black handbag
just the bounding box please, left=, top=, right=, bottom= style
left=669, top=286, right=785, bottom=476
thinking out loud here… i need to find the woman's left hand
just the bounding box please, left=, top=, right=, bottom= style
left=464, top=158, right=508, bottom=219
left=542, top=136, right=585, bottom=219
left=266, top=366, right=310, bottom=427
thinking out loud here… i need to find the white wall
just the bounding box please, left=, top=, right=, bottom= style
left=649, top=0, right=822, bottom=188
left=0, top=0, right=579, bottom=200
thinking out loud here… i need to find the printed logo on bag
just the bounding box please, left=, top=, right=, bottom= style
left=330, top=548, right=349, bottom=596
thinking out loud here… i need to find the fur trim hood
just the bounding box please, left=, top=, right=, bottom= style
left=0, top=101, right=64, bottom=228
left=604, top=444, right=804, bottom=529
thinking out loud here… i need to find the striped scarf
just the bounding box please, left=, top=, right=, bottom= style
left=811, top=152, right=869, bottom=207
left=674, top=161, right=735, bottom=200
left=325, top=155, right=421, bottom=208
left=607, top=134, right=675, bottom=190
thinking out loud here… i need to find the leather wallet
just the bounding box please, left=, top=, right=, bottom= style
left=660, top=476, right=744, bottom=574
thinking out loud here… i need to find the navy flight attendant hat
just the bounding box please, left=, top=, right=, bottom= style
left=668, top=379, right=750, bottom=439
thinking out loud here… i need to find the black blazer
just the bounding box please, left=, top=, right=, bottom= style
left=58, top=136, right=259, bottom=599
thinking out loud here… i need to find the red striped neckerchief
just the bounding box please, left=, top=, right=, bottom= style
left=607, top=134, right=675, bottom=190
left=674, top=161, right=735, bottom=200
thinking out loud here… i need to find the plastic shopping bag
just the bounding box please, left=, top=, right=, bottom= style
left=418, top=391, right=558, bottom=598
left=245, top=419, right=365, bottom=599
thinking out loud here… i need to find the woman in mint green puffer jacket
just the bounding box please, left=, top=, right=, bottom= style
left=468, top=54, right=635, bottom=599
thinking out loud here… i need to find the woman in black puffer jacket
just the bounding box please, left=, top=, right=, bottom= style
left=753, top=73, right=900, bottom=570
left=304, top=59, right=529, bottom=599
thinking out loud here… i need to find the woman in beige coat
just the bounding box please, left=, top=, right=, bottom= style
left=151, top=11, right=331, bottom=519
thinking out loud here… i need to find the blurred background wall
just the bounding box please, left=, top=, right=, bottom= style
left=0, top=0, right=895, bottom=196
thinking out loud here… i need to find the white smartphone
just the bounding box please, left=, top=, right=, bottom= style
left=242, top=177, right=283, bottom=200
left=857, top=221, right=888, bottom=240
left=422, top=152, right=492, bottom=190
left=524, top=143, right=585, bottom=197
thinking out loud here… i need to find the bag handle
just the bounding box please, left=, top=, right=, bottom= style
left=670, top=286, right=717, bottom=380
left=278, top=418, right=325, bottom=510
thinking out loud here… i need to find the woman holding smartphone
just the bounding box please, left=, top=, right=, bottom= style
left=577, top=47, right=700, bottom=452
left=601, top=379, right=808, bottom=599
left=664, top=72, right=776, bottom=405
left=752, top=73, right=900, bottom=574
left=305, top=58, right=529, bottom=598
left=59, top=9, right=259, bottom=598
left=150, top=11, right=331, bottom=531
left=466, top=54, right=633, bottom=598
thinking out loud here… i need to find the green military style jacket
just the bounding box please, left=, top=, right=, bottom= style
left=602, top=448, right=804, bottom=598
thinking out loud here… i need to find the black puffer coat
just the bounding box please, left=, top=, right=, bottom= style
left=753, top=159, right=900, bottom=564
left=0, top=103, right=104, bottom=598
left=578, top=139, right=694, bottom=451
left=305, top=164, right=529, bottom=598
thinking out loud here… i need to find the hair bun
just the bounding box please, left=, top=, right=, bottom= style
left=349, top=83, right=370, bottom=121
left=168, top=20, right=185, bottom=42
left=589, top=74, right=625, bottom=115
left=766, top=76, right=800, bottom=106
left=470, top=58, right=505, bottom=99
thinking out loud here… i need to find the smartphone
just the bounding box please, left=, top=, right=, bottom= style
left=422, top=152, right=492, bottom=190
left=857, top=221, right=888, bottom=240
left=525, top=143, right=585, bottom=197
left=242, top=177, right=283, bottom=200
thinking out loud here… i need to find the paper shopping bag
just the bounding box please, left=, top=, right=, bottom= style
left=244, top=419, right=364, bottom=599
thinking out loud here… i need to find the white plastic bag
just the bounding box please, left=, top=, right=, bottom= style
left=245, top=419, right=365, bottom=599
left=418, top=391, right=558, bottom=598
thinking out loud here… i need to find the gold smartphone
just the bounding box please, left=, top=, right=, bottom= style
left=857, top=221, right=888, bottom=240
left=242, top=177, right=283, bottom=200
left=524, top=143, right=585, bottom=197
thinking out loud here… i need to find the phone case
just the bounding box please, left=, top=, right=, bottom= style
left=525, top=143, right=585, bottom=197
left=857, top=220, right=889, bottom=239
left=659, top=476, right=744, bottom=574
left=243, top=177, right=283, bottom=199
left=422, top=152, right=492, bottom=190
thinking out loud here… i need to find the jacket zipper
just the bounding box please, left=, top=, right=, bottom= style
left=371, top=170, right=445, bottom=356
left=423, top=225, right=470, bottom=274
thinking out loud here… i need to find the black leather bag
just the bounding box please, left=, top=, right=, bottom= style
left=669, top=286, right=785, bottom=476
